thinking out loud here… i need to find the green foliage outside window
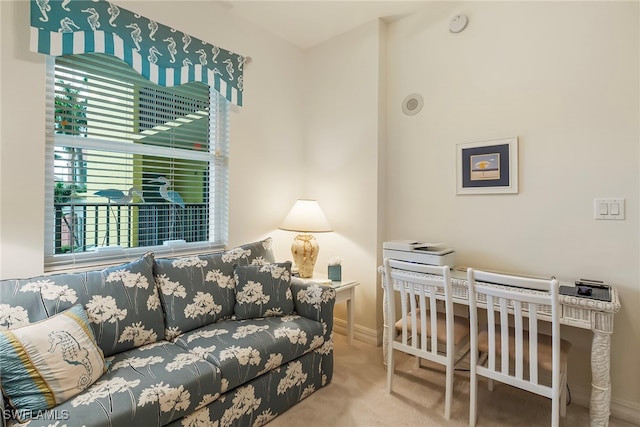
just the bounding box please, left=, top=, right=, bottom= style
left=54, top=182, right=87, bottom=203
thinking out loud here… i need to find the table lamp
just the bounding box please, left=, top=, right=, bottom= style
left=279, top=199, right=333, bottom=278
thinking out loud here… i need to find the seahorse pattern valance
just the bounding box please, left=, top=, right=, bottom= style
left=30, top=0, right=245, bottom=106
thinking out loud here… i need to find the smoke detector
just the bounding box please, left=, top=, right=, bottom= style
left=449, top=14, right=469, bottom=33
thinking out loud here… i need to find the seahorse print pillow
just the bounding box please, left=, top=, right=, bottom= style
left=0, top=304, right=107, bottom=421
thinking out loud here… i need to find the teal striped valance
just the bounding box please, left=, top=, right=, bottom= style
left=30, top=0, right=245, bottom=106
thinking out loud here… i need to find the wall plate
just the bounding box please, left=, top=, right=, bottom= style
left=594, top=198, right=625, bottom=220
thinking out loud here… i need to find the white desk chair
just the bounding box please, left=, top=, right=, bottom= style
left=384, top=258, right=470, bottom=419
left=467, top=268, right=572, bottom=427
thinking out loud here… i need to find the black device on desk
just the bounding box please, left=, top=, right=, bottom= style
left=559, top=279, right=611, bottom=302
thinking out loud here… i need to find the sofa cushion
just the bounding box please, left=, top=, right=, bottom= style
left=173, top=315, right=324, bottom=391
left=0, top=304, right=107, bottom=422
left=154, top=237, right=276, bottom=339
left=5, top=341, right=223, bottom=427
left=234, top=262, right=294, bottom=320
left=165, top=350, right=330, bottom=427
left=0, top=253, right=164, bottom=357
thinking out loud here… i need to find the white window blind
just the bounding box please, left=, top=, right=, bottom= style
left=45, top=54, right=229, bottom=271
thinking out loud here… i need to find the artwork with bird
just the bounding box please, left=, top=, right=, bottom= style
left=148, top=176, right=185, bottom=208
left=94, top=188, right=145, bottom=204
left=93, top=187, right=145, bottom=247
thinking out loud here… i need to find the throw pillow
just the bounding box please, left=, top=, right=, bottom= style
left=154, top=252, right=236, bottom=338
left=0, top=252, right=165, bottom=357
left=0, top=304, right=107, bottom=421
left=234, top=262, right=294, bottom=320
left=223, top=237, right=276, bottom=266
left=154, top=237, right=277, bottom=339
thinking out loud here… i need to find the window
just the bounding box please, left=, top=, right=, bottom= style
left=45, top=54, right=229, bottom=270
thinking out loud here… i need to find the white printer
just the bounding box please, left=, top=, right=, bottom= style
left=383, top=240, right=456, bottom=267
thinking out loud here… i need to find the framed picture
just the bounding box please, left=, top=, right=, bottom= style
left=456, top=137, right=518, bottom=194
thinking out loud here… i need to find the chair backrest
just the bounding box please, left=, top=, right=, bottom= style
left=467, top=268, right=560, bottom=398
left=384, top=258, right=454, bottom=359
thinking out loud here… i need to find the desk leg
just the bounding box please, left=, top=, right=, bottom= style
left=382, top=277, right=389, bottom=366
left=346, top=289, right=354, bottom=345
left=590, top=330, right=612, bottom=427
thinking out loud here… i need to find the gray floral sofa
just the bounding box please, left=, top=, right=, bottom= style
left=0, top=238, right=336, bottom=427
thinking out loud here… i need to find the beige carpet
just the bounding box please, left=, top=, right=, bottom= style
left=268, top=333, right=635, bottom=427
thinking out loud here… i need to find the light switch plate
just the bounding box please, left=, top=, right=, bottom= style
left=594, top=198, right=625, bottom=220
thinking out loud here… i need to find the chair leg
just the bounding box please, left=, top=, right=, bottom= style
left=444, top=362, right=453, bottom=420
left=560, top=385, right=567, bottom=417
left=551, top=393, right=560, bottom=427
left=469, top=368, right=477, bottom=426
left=386, top=348, right=395, bottom=394
left=560, top=368, right=568, bottom=417
left=414, top=356, right=420, bottom=369
left=551, top=362, right=565, bottom=427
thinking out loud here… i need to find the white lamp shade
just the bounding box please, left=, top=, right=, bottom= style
left=279, top=199, right=332, bottom=233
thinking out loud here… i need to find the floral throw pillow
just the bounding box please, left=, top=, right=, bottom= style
left=222, top=237, right=276, bottom=266
left=233, top=262, right=294, bottom=320
left=0, top=253, right=164, bottom=357
left=0, top=304, right=107, bottom=422
left=154, top=237, right=277, bottom=340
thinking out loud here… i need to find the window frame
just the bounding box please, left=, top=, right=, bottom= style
left=44, top=55, right=229, bottom=272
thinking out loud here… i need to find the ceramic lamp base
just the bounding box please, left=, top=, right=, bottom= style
left=291, top=233, right=318, bottom=278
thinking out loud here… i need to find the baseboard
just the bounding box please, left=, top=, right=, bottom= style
left=333, top=318, right=380, bottom=346
left=568, top=383, right=640, bottom=424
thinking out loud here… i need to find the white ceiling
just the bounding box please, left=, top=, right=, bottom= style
left=223, top=1, right=429, bottom=49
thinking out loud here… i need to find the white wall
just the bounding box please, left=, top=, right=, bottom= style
left=0, top=1, right=46, bottom=278
left=303, top=20, right=385, bottom=338
left=385, top=0, right=639, bottom=415
left=0, top=1, right=307, bottom=278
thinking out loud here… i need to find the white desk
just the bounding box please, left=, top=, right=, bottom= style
left=379, top=266, right=621, bottom=427
left=292, top=275, right=360, bottom=345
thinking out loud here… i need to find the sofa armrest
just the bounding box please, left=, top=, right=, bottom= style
left=291, top=279, right=336, bottom=340
left=291, top=279, right=337, bottom=382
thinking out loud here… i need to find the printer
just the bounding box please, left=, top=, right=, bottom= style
left=383, top=240, right=456, bottom=267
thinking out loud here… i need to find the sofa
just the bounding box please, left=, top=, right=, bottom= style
left=0, top=238, right=336, bottom=427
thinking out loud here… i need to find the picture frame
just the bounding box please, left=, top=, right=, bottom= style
left=456, top=137, right=518, bottom=195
